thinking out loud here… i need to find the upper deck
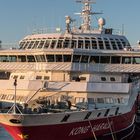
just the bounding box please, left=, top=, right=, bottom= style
left=0, top=0, right=137, bottom=73
left=18, top=32, right=130, bottom=51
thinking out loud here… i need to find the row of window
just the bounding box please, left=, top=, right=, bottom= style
left=72, top=76, right=116, bottom=82
left=19, top=37, right=129, bottom=50
left=11, top=75, right=50, bottom=80
left=88, top=97, right=127, bottom=104
left=101, top=77, right=116, bottom=82
left=74, top=96, right=127, bottom=105
left=0, top=54, right=140, bottom=64
left=0, top=94, right=25, bottom=102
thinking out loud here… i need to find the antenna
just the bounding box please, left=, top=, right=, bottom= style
left=122, top=24, right=124, bottom=35
left=76, top=0, right=96, bottom=4
left=65, top=15, right=76, bottom=33
left=13, top=78, right=17, bottom=114
left=75, top=0, right=102, bottom=32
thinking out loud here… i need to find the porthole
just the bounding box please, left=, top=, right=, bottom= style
left=110, top=77, right=115, bottom=81
left=36, top=76, right=42, bottom=80
left=20, top=75, right=25, bottom=79
left=13, top=75, right=18, bottom=79
left=9, top=119, right=21, bottom=124
left=101, top=77, right=106, bottom=81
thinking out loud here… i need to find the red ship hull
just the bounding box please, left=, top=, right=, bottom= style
left=1, top=105, right=136, bottom=140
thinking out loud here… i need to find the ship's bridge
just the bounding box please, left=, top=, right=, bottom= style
left=19, top=32, right=131, bottom=51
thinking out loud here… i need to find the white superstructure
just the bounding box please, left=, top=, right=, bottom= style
left=0, top=0, right=139, bottom=111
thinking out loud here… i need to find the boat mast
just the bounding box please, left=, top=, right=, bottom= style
left=76, top=0, right=94, bottom=31
left=76, top=0, right=102, bottom=32
left=7, top=79, right=22, bottom=114
left=13, top=78, right=17, bottom=114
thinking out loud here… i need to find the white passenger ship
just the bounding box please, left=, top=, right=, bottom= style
left=0, top=0, right=140, bottom=140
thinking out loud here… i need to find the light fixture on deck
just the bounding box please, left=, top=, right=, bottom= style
left=7, top=78, right=22, bottom=114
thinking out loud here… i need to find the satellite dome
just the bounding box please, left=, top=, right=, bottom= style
left=98, top=18, right=106, bottom=26
left=137, top=40, right=140, bottom=45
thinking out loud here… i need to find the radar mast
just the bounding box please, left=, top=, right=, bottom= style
left=76, top=0, right=102, bottom=32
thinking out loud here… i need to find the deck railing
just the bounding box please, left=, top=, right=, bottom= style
left=0, top=62, right=140, bottom=73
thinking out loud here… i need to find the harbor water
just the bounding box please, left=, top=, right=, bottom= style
left=0, top=127, right=13, bottom=140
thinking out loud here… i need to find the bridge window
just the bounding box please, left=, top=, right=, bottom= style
left=91, top=38, right=97, bottom=49
left=64, top=55, right=71, bottom=62
left=36, top=55, right=46, bottom=62
left=72, top=55, right=81, bottom=63
left=71, top=40, right=77, bottom=48
left=0, top=55, right=8, bottom=62
left=104, top=39, right=111, bottom=50
left=44, top=40, right=51, bottom=49
left=115, top=39, right=123, bottom=50
left=57, top=40, right=63, bottom=48
left=78, top=40, right=84, bottom=48
left=98, top=38, right=104, bottom=49
left=120, top=39, right=126, bottom=47
left=50, top=40, right=57, bottom=48
left=100, top=56, right=110, bottom=63
left=23, top=41, right=30, bottom=49
left=63, top=39, right=70, bottom=48
left=56, top=55, right=63, bottom=62
left=132, top=57, right=140, bottom=64
left=81, top=55, right=89, bottom=63
left=85, top=40, right=90, bottom=49
left=27, top=41, right=34, bottom=49
left=32, top=41, right=39, bottom=49
left=18, top=55, right=26, bottom=62
left=89, top=56, right=99, bottom=63
left=38, top=40, right=45, bottom=49
left=110, top=39, right=117, bottom=50
left=111, top=56, right=121, bottom=64
left=27, top=55, right=35, bottom=62
left=9, top=55, right=17, bottom=62
left=46, top=55, right=55, bottom=62
left=19, top=41, right=26, bottom=49
left=122, top=57, right=131, bottom=64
